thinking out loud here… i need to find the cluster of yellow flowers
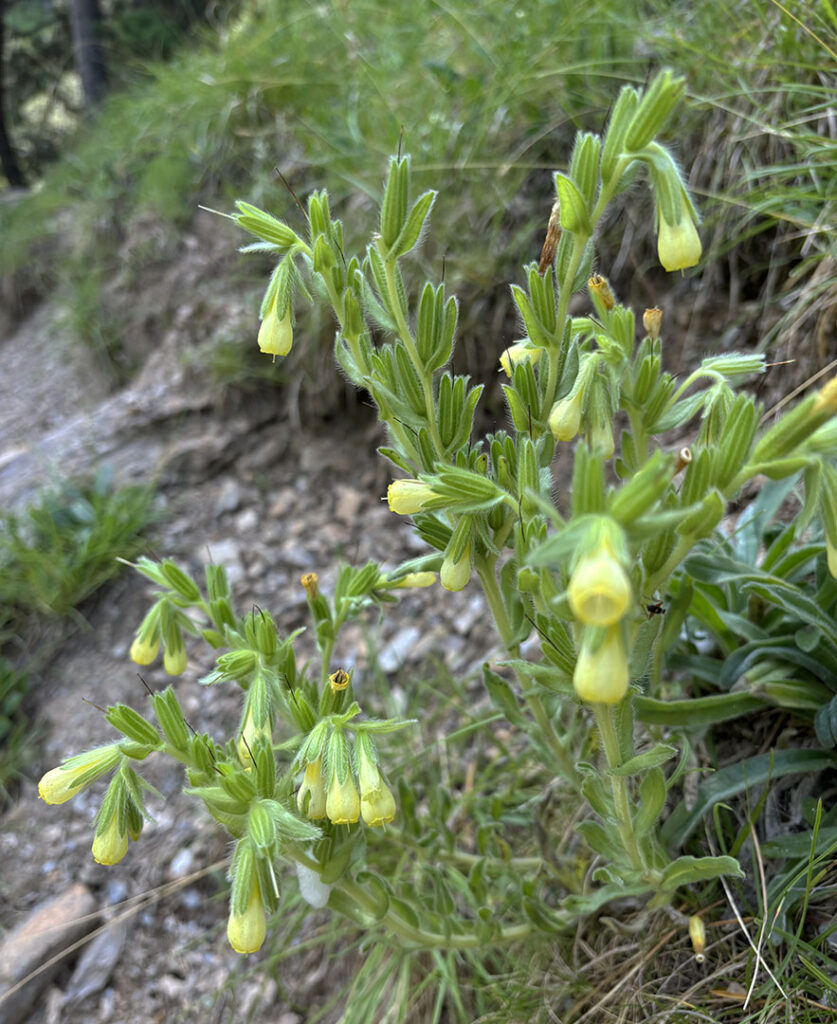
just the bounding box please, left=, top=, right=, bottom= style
left=296, top=745, right=396, bottom=829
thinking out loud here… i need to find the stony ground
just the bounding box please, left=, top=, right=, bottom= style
left=0, top=285, right=499, bottom=1024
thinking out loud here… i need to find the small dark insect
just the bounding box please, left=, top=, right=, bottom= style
left=646, top=600, right=665, bottom=617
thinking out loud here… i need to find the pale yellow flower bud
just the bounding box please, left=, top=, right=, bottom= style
left=258, top=304, right=293, bottom=358
left=92, top=811, right=129, bottom=865
left=296, top=756, right=327, bottom=820
left=38, top=745, right=121, bottom=805
left=499, top=342, right=542, bottom=377
left=549, top=391, right=584, bottom=442
left=326, top=770, right=360, bottom=825
left=163, top=644, right=187, bottom=676
left=227, top=879, right=266, bottom=955
left=386, top=479, right=438, bottom=515
left=568, top=539, right=631, bottom=627
left=129, top=634, right=159, bottom=666
left=573, top=626, right=629, bottom=704
left=657, top=213, right=701, bottom=272
left=440, top=543, right=471, bottom=592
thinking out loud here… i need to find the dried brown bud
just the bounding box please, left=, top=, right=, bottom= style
left=538, top=198, right=562, bottom=275
left=300, top=572, right=319, bottom=598
left=589, top=274, right=615, bottom=311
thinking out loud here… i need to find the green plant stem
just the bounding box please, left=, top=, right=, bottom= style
left=592, top=702, right=643, bottom=873
left=383, top=256, right=446, bottom=458
left=289, top=846, right=532, bottom=949
left=643, top=534, right=694, bottom=596
left=476, top=556, right=577, bottom=784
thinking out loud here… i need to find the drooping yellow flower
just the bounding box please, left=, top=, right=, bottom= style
left=440, top=543, right=471, bottom=592
left=325, top=769, right=360, bottom=825
left=129, top=634, right=159, bottom=666
left=657, top=213, right=701, bottom=272
left=296, top=756, right=327, bottom=820
left=38, top=745, right=121, bottom=805
left=386, top=479, right=438, bottom=515
left=499, top=342, right=541, bottom=377
left=549, top=390, right=584, bottom=442
left=573, top=626, right=629, bottom=705
left=258, top=303, right=293, bottom=358
left=568, top=539, right=632, bottom=627
left=227, top=878, right=267, bottom=955
left=92, top=810, right=129, bottom=865
left=163, top=644, right=187, bottom=676
left=357, top=743, right=396, bottom=827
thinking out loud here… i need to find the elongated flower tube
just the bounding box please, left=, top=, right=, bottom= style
left=657, top=211, right=701, bottom=272
left=38, top=745, right=121, bottom=805
left=573, top=626, right=629, bottom=704
left=227, top=878, right=266, bottom=955
left=387, top=479, right=438, bottom=515
left=258, top=301, right=293, bottom=358
left=499, top=341, right=541, bottom=377
left=568, top=538, right=632, bottom=627
left=326, top=768, right=360, bottom=825
left=296, top=756, right=327, bottom=820
left=92, top=810, right=129, bottom=865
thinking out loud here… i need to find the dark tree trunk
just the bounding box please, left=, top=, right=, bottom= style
left=0, top=0, right=26, bottom=186
left=68, top=0, right=107, bottom=109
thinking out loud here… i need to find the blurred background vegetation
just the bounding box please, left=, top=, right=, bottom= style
left=0, top=0, right=833, bottom=398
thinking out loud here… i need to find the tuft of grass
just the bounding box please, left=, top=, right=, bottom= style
left=0, top=470, right=155, bottom=800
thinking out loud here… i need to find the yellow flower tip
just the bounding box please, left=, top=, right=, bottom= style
left=361, top=783, right=397, bottom=827
left=258, top=306, right=293, bottom=358
left=589, top=420, right=615, bottom=458
left=549, top=390, right=584, bottom=442
left=227, top=879, right=267, bottom=955
left=657, top=214, right=702, bottom=272
left=38, top=746, right=120, bottom=805
left=297, top=757, right=327, bottom=820
left=92, top=813, right=129, bottom=866
left=129, top=634, right=159, bottom=666
left=386, top=479, right=437, bottom=515
left=499, top=341, right=542, bottom=377
left=815, top=376, right=837, bottom=416
left=573, top=626, right=629, bottom=705
left=329, top=668, right=350, bottom=693
left=300, top=572, right=319, bottom=598
left=325, top=771, right=360, bottom=825
left=568, top=540, right=632, bottom=627
left=163, top=645, right=187, bottom=676
left=643, top=307, right=663, bottom=341
left=689, top=915, right=706, bottom=961
left=440, top=546, right=471, bottom=592
left=389, top=571, right=437, bottom=589
left=237, top=708, right=271, bottom=769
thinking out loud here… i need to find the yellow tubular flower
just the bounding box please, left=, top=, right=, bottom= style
left=549, top=390, right=584, bottom=442
left=163, top=645, right=187, bottom=676
left=389, top=572, right=437, bottom=589
left=568, top=539, right=632, bottom=626
left=361, top=783, right=397, bottom=828
left=258, top=304, right=293, bottom=358
left=296, top=757, right=327, bottom=820
left=657, top=213, right=702, bottom=272
left=129, top=634, right=159, bottom=666
left=38, top=745, right=121, bottom=805
left=573, top=626, right=629, bottom=705
left=440, top=544, right=471, bottom=592
left=92, top=811, right=129, bottom=866
left=499, top=342, right=541, bottom=377
left=326, top=770, right=360, bottom=825
left=227, top=878, right=267, bottom=955
left=386, top=479, right=438, bottom=515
